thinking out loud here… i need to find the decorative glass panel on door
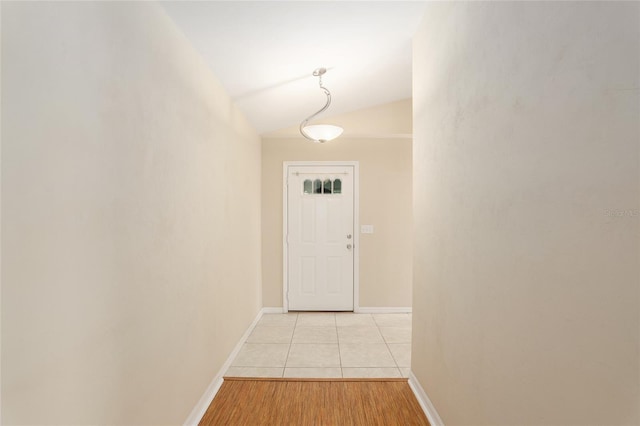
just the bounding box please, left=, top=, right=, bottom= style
left=333, top=179, right=342, bottom=194
left=303, top=179, right=312, bottom=194
left=323, top=179, right=332, bottom=194
left=314, top=179, right=322, bottom=194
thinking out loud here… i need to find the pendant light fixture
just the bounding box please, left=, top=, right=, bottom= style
left=300, top=68, right=343, bottom=143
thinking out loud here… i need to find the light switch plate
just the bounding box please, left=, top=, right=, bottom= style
left=361, top=225, right=374, bottom=234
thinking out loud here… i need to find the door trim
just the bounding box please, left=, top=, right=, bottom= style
left=283, top=161, right=360, bottom=313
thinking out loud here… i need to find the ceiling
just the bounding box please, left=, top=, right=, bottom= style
left=161, top=1, right=428, bottom=134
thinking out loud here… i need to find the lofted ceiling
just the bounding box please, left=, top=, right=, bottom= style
left=161, top=1, right=428, bottom=134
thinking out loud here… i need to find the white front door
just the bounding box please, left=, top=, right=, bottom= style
left=286, top=164, right=355, bottom=311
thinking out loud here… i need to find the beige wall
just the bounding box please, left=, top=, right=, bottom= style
left=262, top=100, right=412, bottom=308
left=412, top=2, right=639, bottom=425
left=1, top=2, right=261, bottom=424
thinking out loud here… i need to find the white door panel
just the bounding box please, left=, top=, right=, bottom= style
left=287, top=165, right=354, bottom=311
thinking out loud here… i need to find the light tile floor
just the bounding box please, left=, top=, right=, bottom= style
left=225, top=312, right=412, bottom=379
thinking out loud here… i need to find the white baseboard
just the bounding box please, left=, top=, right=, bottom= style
left=408, top=371, right=444, bottom=426
left=183, top=307, right=266, bottom=425
left=261, top=307, right=286, bottom=314
left=355, top=307, right=412, bottom=313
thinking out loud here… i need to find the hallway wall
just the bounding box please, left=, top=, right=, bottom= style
left=412, top=2, right=639, bottom=424
left=1, top=2, right=261, bottom=424
left=262, top=100, right=413, bottom=309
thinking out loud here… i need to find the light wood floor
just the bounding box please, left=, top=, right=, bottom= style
left=200, top=377, right=430, bottom=425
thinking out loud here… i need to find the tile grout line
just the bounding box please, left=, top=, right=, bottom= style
left=376, top=315, right=403, bottom=377
left=282, top=313, right=299, bottom=378
left=334, top=315, right=344, bottom=378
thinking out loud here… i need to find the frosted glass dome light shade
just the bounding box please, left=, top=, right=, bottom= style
left=302, top=124, right=344, bottom=143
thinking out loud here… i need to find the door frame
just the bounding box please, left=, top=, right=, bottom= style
left=282, top=161, right=360, bottom=313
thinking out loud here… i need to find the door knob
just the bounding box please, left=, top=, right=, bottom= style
left=347, top=234, right=352, bottom=239
left=347, top=244, right=352, bottom=250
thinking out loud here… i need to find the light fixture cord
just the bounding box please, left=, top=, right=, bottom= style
left=300, top=71, right=333, bottom=142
